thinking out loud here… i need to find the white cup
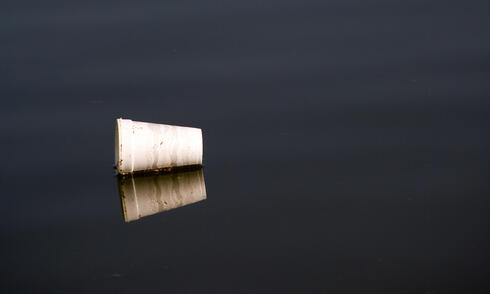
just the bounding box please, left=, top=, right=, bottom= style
left=118, top=168, right=207, bottom=222
left=115, top=118, right=203, bottom=175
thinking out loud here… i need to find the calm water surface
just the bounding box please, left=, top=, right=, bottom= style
left=1, top=0, right=489, bottom=293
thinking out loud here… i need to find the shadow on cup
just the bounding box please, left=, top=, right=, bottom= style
left=117, top=168, right=207, bottom=222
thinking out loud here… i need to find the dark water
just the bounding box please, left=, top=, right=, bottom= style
left=1, top=0, right=489, bottom=293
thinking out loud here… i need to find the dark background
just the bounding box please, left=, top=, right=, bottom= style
left=1, top=0, right=489, bottom=293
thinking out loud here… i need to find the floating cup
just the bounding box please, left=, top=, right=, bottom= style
left=117, top=169, right=207, bottom=222
left=115, top=118, right=203, bottom=175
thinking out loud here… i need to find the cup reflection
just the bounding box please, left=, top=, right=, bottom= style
left=117, top=169, right=207, bottom=222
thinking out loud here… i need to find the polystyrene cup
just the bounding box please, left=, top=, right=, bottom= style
left=115, top=118, right=203, bottom=175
